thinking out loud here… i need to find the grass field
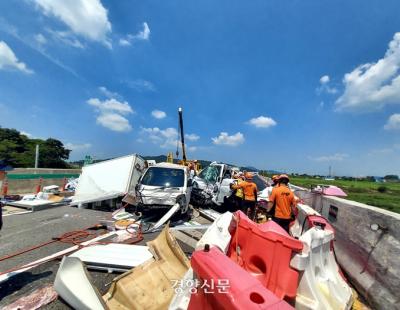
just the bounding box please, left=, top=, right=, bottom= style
left=289, top=176, right=400, bottom=214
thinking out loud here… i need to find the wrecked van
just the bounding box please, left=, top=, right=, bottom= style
left=135, top=163, right=192, bottom=213
left=191, top=162, right=236, bottom=206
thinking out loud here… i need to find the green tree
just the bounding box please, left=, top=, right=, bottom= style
left=0, top=128, right=30, bottom=166
left=0, top=127, right=71, bottom=168
left=384, top=175, right=399, bottom=181
left=38, top=138, right=71, bottom=168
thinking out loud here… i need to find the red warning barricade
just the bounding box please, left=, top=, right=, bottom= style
left=227, top=211, right=303, bottom=302
left=2, top=178, right=8, bottom=195
left=188, top=247, right=293, bottom=310
left=61, top=177, right=67, bottom=191
left=36, top=177, right=43, bottom=194
left=306, top=215, right=334, bottom=233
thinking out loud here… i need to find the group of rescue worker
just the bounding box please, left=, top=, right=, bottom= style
left=230, top=173, right=296, bottom=233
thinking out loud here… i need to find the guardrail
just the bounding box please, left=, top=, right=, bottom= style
left=292, top=184, right=400, bottom=310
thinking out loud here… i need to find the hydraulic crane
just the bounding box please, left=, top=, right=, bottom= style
left=178, top=107, right=187, bottom=164
left=174, top=107, right=201, bottom=171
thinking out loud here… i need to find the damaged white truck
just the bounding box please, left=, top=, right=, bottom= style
left=134, top=162, right=192, bottom=214
left=191, top=162, right=268, bottom=208
left=191, top=162, right=237, bottom=207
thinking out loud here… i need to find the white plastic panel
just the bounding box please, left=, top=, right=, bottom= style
left=69, top=244, right=153, bottom=269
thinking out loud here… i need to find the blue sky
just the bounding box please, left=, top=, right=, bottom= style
left=1, top=0, right=400, bottom=176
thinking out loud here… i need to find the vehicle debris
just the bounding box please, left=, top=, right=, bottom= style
left=69, top=244, right=153, bottom=272
left=2, top=285, right=58, bottom=310
left=71, top=154, right=145, bottom=207
left=103, top=225, right=190, bottom=309
left=54, top=256, right=106, bottom=310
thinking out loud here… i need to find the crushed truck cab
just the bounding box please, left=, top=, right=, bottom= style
left=191, top=162, right=236, bottom=206
left=135, top=163, right=192, bottom=213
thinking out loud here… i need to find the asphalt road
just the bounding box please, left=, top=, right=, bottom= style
left=0, top=206, right=197, bottom=309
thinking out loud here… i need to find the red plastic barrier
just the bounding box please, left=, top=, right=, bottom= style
left=227, top=211, right=303, bottom=301
left=36, top=177, right=43, bottom=194
left=188, top=247, right=293, bottom=310
left=306, top=215, right=334, bottom=234
left=2, top=178, right=8, bottom=195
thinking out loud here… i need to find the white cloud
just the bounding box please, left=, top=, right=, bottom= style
left=308, top=153, right=349, bottom=162
left=119, top=38, right=130, bottom=46
left=151, top=110, right=166, bottom=119
left=0, top=41, right=33, bottom=74
left=0, top=19, right=80, bottom=78
left=248, top=116, right=277, bottom=128
left=212, top=132, right=244, bottom=146
left=65, top=142, right=92, bottom=151
left=87, top=97, right=133, bottom=132
left=136, top=22, right=150, bottom=40
left=46, top=29, right=84, bottom=49
left=34, top=33, right=47, bottom=45
left=20, top=131, right=32, bottom=138
left=87, top=98, right=133, bottom=115
left=98, top=86, right=120, bottom=99
left=141, top=127, right=178, bottom=148
left=185, top=133, right=200, bottom=141
left=336, top=32, right=400, bottom=111
left=124, top=79, right=156, bottom=92
left=384, top=113, right=400, bottom=130
left=317, top=75, right=338, bottom=94
left=140, top=127, right=199, bottom=149
left=34, top=0, right=112, bottom=47
left=320, top=75, right=330, bottom=84
left=97, top=113, right=132, bottom=132
left=119, top=22, right=150, bottom=47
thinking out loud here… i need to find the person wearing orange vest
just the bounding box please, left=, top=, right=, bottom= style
left=271, top=175, right=280, bottom=187
left=267, top=174, right=296, bottom=233
left=267, top=175, right=280, bottom=217
left=231, top=172, right=258, bottom=220
left=230, top=174, right=244, bottom=211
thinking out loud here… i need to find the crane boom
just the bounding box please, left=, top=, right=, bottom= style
left=178, top=107, right=187, bottom=163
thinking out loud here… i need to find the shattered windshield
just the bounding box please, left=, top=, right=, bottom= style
left=141, top=167, right=184, bottom=187
left=198, top=165, right=222, bottom=183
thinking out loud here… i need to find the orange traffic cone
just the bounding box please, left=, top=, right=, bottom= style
left=62, top=177, right=67, bottom=191
left=2, top=178, right=8, bottom=196
left=36, top=177, right=43, bottom=194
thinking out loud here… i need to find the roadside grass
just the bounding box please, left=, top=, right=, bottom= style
left=290, top=176, right=400, bottom=214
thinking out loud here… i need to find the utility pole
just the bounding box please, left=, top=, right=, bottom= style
left=329, top=165, right=332, bottom=177
left=34, top=144, right=39, bottom=168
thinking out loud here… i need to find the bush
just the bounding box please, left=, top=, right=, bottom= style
left=377, top=186, right=387, bottom=193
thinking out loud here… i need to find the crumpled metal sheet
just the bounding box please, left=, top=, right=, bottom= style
left=2, top=285, right=58, bottom=310
left=103, top=225, right=190, bottom=310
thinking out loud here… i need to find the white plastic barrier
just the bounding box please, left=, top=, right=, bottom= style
left=195, top=211, right=233, bottom=253
left=290, top=203, right=321, bottom=238
left=290, top=227, right=353, bottom=310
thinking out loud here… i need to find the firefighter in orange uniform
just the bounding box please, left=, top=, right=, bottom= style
left=231, top=172, right=258, bottom=220
left=267, top=174, right=296, bottom=233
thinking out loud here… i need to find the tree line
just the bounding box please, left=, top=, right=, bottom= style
left=0, top=127, right=71, bottom=168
